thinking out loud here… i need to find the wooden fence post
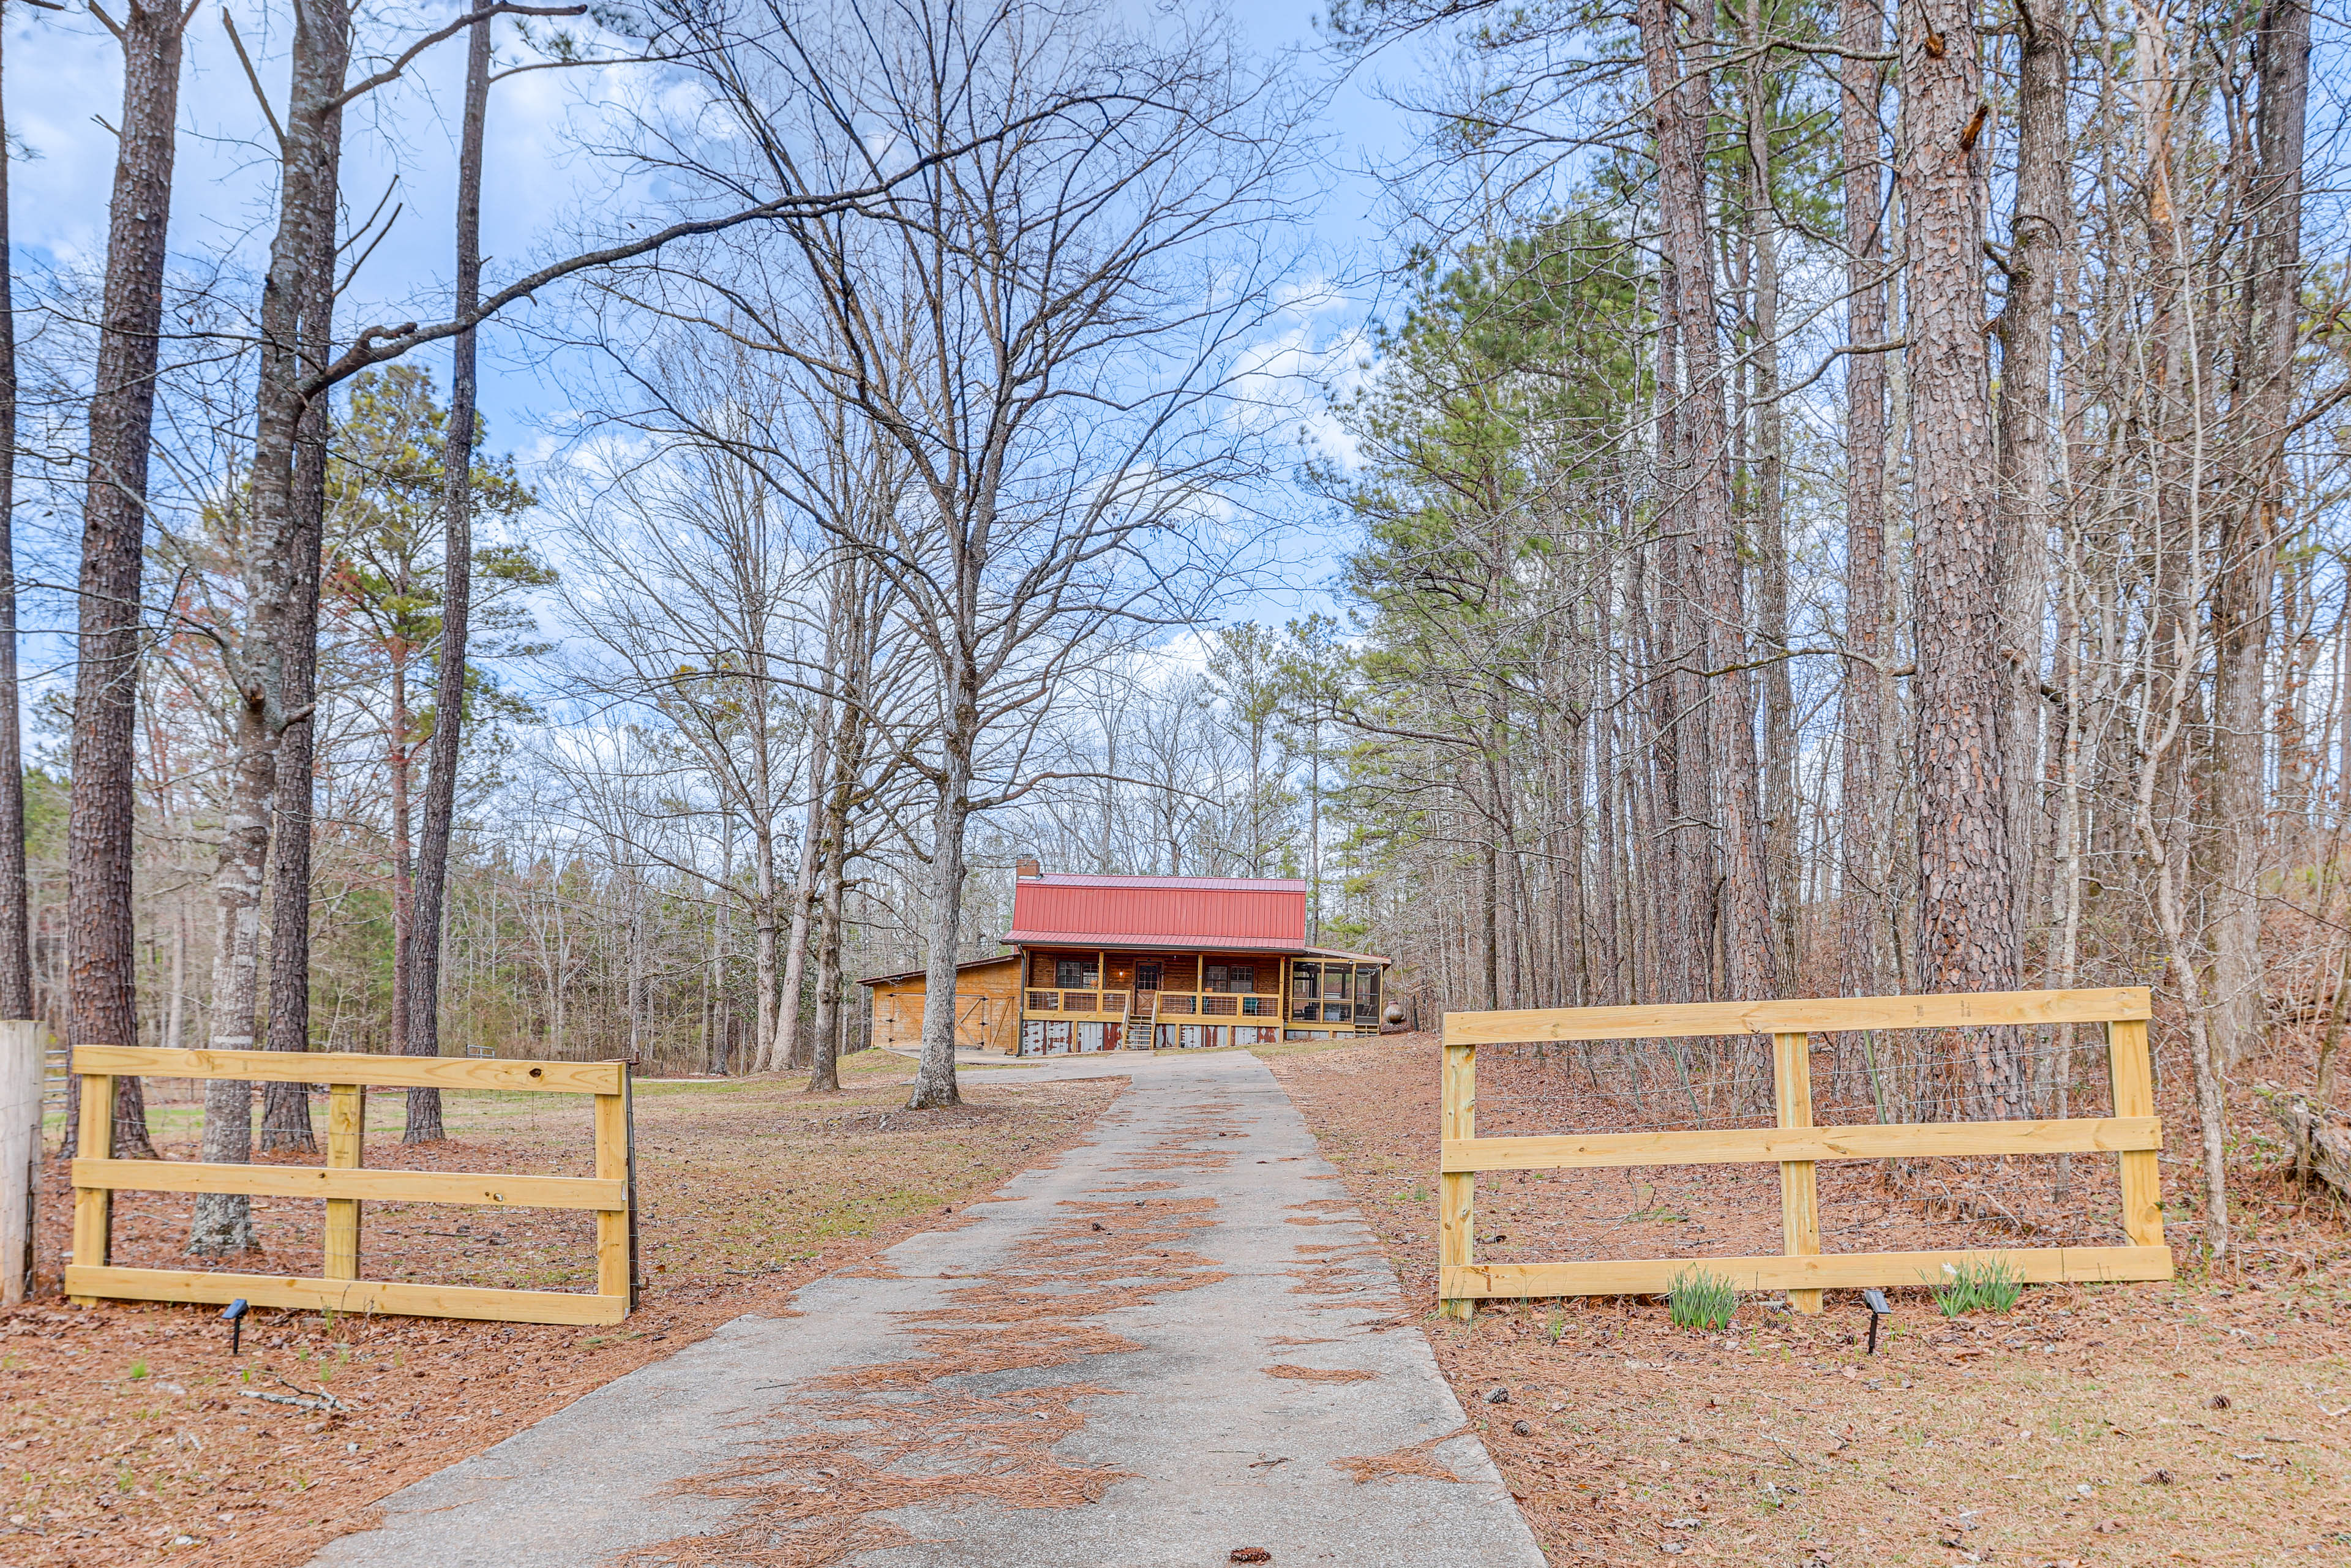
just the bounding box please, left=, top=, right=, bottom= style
left=69, top=1071, right=114, bottom=1305
left=324, top=1084, right=365, bottom=1281
left=594, top=1081, right=631, bottom=1304
left=1439, top=1038, right=1475, bottom=1321
left=1773, top=1031, right=1823, bottom=1313
left=2107, top=1019, right=2165, bottom=1250
left=623, top=1066, right=640, bottom=1311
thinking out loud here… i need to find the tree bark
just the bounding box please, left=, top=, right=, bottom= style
left=907, top=661, right=975, bottom=1111
left=1903, top=0, right=2023, bottom=1112
left=69, top=0, right=192, bottom=1163
left=1743, top=6, right=1797, bottom=988
left=0, top=8, right=29, bottom=1022
left=1995, top=0, right=2069, bottom=974
left=2208, top=0, right=2311, bottom=1070
left=807, top=571, right=869, bottom=1093
left=193, top=151, right=303, bottom=1248
left=1637, top=0, right=1777, bottom=1002
left=1838, top=0, right=1889, bottom=1000
left=187, top=717, right=271, bottom=1255
left=806, top=781, right=850, bottom=1091
left=262, top=0, right=351, bottom=1154
left=771, top=694, right=827, bottom=1073
left=193, top=0, right=351, bottom=1224
left=405, top=15, right=491, bottom=1141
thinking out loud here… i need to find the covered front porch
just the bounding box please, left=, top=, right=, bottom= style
left=1014, top=947, right=1383, bottom=1054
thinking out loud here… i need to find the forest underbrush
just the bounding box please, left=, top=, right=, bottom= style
left=1267, top=1034, right=2351, bottom=1566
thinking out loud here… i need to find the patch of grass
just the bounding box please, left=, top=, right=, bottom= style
left=1667, top=1266, right=1740, bottom=1332
left=128, top=1359, right=148, bottom=1379
left=1927, top=1257, right=2024, bottom=1316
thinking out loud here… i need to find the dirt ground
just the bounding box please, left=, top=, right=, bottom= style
left=2, top=1052, right=1116, bottom=1568
left=1267, top=1034, right=2351, bottom=1568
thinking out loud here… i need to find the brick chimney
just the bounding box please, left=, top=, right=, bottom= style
left=1016, top=855, right=1042, bottom=880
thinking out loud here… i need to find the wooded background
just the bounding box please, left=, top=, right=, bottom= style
left=6, top=0, right=2344, bottom=1258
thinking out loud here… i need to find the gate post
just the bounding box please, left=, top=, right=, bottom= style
left=324, top=1084, right=365, bottom=1280
left=1438, top=1037, right=1475, bottom=1320
left=1773, top=1031, right=1823, bottom=1313
left=69, top=1071, right=114, bottom=1304
left=2107, top=1018, right=2165, bottom=1251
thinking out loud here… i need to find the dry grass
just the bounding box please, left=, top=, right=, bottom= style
left=5, top=1061, right=1116, bottom=1568
left=1269, top=1034, right=2351, bottom=1566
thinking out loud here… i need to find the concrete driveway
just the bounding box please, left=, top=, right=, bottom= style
left=309, top=1049, right=1543, bottom=1567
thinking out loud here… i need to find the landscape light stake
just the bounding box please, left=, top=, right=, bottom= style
left=1863, top=1287, right=1890, bottom=1354
left=222, top=1297, right=249, bottom=1356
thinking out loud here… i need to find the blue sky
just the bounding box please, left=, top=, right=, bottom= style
left=5, top=0, right=1436, bottom=681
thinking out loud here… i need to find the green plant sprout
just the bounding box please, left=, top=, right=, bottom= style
left=1667, top=1266, right=1740, bottom=1331
left=1927, top=1258, right=2024, bottom=1316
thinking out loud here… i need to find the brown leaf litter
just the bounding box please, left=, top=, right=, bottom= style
left=1262, top=1364, right=1376, bottom=1383
left=1333, top=1427, right=1469, bottom=1486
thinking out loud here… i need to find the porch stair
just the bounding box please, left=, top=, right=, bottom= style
left=1124, top=989, right=1161, bottom=1052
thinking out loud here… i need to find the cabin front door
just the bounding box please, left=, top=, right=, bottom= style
left=1134, top=962, right=1163, bottom=991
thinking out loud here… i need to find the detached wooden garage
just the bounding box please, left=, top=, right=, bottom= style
left=860, top=955, right=1021, bottom=1056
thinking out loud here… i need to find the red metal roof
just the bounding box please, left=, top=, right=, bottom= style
left=1006, top=873, right=1307, bottom=950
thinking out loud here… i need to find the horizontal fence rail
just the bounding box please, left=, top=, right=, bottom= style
left=1437, top=987, right=2170, bottom=1318
left=66, top=1046, right=636, bottom=1327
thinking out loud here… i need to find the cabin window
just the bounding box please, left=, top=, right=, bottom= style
left=1055, top=957, right=1098, bottom=988
left=1204, top=962, right=1258, bottom=994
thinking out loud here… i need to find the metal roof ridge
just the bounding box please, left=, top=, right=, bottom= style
left=1002, top=929, right=1303, bottom=950
left=1024, top=871, right=1310, bottom=891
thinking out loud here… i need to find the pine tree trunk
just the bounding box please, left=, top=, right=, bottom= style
left=390, top=669, right=413, bottom=1050
left=0, top=12, right=29, bottom=1022
left=69, top=0, right=192, bottom=1162
left=1744, top=10, right=1798, bottom=987
left=1995, top=0, right=2070, bottom=977
left=263, top=0, right=350, bottom=1152
left=1637, top=0, right=1777, bottom=1002
left=1838, top=0, right=1889, bottom=1000
left=2208, top=0, right=2310, bottom=1070
left=1903, top=0, right=2023, bottom=1112
left=405, top=15, right=491, bottom=1141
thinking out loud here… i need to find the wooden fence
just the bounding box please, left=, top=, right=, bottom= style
left=65, top=1046, right=637, bottom=1326
left=1438, top=987, right=2170, bottom=1319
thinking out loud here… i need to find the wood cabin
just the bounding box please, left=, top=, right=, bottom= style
left=861, top=861, right=1390, bottom=1057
